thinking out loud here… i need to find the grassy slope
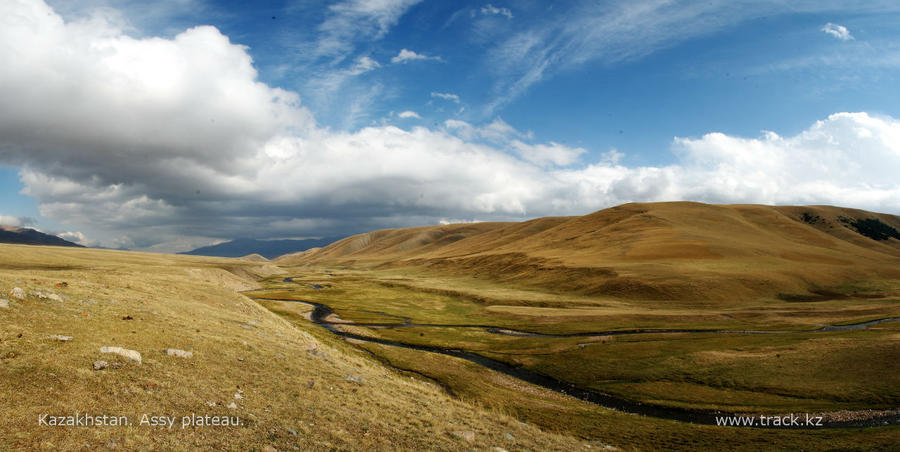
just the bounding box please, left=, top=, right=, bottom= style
left=278, top=202, right=900, bottom=302
left=0, top=244, right=590, bottom=451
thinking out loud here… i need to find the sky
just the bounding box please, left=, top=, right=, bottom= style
left=1, top=0, right=900, bottom=251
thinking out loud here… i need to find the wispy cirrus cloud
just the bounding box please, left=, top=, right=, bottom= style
left=480, top=4, right=512, bottom=19
left=314, top=0, right=423, bottom=61
left=482, top=1, right=900, bottom=115
left=280, top=0, right=420, bottom=129
left=430, top=92, right=460, bottom=103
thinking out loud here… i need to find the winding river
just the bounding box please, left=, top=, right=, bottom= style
left=250, top=295, right=900, bottom=429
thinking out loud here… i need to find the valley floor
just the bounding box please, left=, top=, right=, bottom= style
left=252, top=265, right=900, bottom=450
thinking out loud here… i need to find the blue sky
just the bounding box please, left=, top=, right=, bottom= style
left=2, top=0, right=900, bottom=251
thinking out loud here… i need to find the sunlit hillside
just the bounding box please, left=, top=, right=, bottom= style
left=279, top=202, right=900, bottom=302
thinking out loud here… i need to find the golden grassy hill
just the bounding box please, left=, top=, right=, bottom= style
left=240, top=253, right=270, bottom=262
left=276, top=202, right=900, bottom=302
left=0, top=244, right=590, bottom=451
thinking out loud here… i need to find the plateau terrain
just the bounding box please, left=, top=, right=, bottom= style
left=3, top=202, right=900, bottom=450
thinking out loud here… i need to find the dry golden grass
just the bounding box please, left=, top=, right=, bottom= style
left=0, top=244, right=594, bottom=451
left=279, top=202, right=900, bottom=302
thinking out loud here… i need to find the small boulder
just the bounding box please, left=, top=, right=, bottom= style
left=344, top=374, right=364, bottom=384
left=93, top=360, right=109, bottom=370
left=451, top=430, right=476, bottom=443
left=164, top=348, right=193, bottom=358
left=227, top=402, right=238, bottom=409
left=8, top=288, right=26, bottom=300
left=48, top=335, right=73, bottom=342
left=100, top=346, right=141, bottom=364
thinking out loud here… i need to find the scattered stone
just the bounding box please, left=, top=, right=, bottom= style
left=505, top=433, right=514, bottom=441
left=164, top=348, right=193, bottom=358
left=106, top=439, right=118, bottom=449
left=100, top=346, right=142, bottom=364
left=0, top=299, right=8, bottom=309
left=344, top=374, right=364, bottom=384
left=93, top=360, right=109, bottom=370
left=48, top=335, right=73, bottom=342
left=55, top=282, right=68, bottom=288
left=286, top=427, right=297, bottom=436
left=240, top=324, right=255, bottom=331
left=206, top=401, right=216, bottom=407
left=47, top=293, right=63, bottom=302
left=234, top=392, right=243, bottom=400
left=306, top=381, right=315, bottom=389
left=262, top=446, right=277, bottom=452
left=122, top=315, right=133, bottom=320
left=227, top=402, right=238, bottom=409
left=451, top=430, right=476, bottom=443
left=8, top=288, right=26, bottom=300
left=492, top=448, right=509, bottom=452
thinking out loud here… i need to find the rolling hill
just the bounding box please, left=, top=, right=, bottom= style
left=276, top=202, right=900, bottom=302
left=180, top=237, right=342, bottom=259
left=0, top=226, right=83, bottom=248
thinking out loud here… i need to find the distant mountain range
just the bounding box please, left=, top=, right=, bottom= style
left=179, top=237, right=342, bottom=259
left=0, top=226, right=84, bottom=248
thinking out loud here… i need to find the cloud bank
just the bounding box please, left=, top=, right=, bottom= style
left=0, top=214, right=35, bottom=228
left=2, top=1, right=900, bottom=251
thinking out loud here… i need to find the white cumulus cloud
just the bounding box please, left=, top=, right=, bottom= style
left=391, top=48, right=441, bottom=63
left=821, top=22, right=853, bottom=41
left=398, top=110, right=421, bottom=119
